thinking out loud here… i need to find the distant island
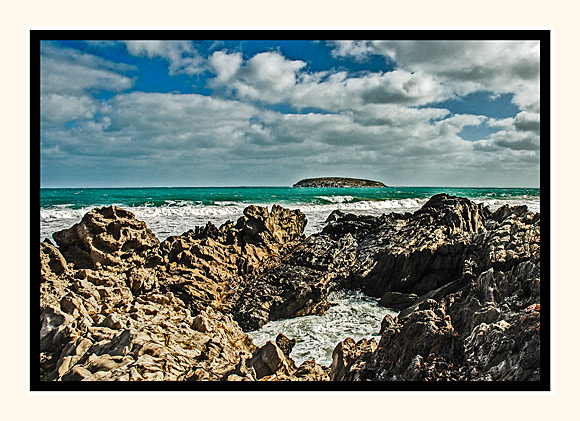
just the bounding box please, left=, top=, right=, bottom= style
left=293, top=177, right=387, bottom=188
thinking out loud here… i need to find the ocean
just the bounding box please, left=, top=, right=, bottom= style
left=39, top=186, right=540, bottom=366
left=40, top=186, right=540, bottom=242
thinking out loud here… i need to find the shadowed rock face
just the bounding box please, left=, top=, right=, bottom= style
left=324, top=193, right=490, bottom=297
left=39, top=194, right=542, bottom=382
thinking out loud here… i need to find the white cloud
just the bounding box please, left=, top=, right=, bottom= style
left=124, top=40, right=205, bottom=75
left=475, top=111, right=540, bottom=152
left=40, top=43, right=135, bottom=127
left=210, top=51, right=306, bottom=102
left=329, top=40, right=374, bottom=60
left=40, top=41, right=541, bottom=187
left=208, top=50, right=243, bottom=83
left=208, top=50, right=450, bottom=110
left=41, top=94, right=98, bottom=124
left=41, top=45, right=135, bottom=96
left=331, top=40, right=541, bottom=112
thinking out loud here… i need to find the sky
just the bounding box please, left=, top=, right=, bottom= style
left=39, top=37, right=542, bottom=188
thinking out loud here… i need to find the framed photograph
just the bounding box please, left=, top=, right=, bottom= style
left=33, top=30, right=549, bottom=391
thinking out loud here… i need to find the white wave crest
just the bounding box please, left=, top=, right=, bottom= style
left=315, top=195, right=355, bottom=204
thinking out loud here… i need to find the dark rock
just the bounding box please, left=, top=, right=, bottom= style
left=329, top=337, right=377, bottom=381
left=378, top=292, right=418, bottom=310
left=325, top=209, right=345, bottom=223
left=339, top=193, right=489, bottom=297
left=276, top=333, right=296, bottom=358
left=335, top=302, right=463, bottom=381
left=380, top=313, right=396, bottom=334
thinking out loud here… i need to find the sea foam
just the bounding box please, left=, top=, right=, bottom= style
left=247, top=289, right=397, bottom=366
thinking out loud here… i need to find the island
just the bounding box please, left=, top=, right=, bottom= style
left=293, top=177, right=387, bottom=188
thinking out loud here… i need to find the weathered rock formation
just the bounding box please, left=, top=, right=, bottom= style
left=324, top=196, right=541, bottom=381
left=293, top=177, right=387, bottom=188
left=38, top=194, right=542, bottom=383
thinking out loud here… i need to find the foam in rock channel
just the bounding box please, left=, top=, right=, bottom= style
left=247, top=289, right=397, bottom=367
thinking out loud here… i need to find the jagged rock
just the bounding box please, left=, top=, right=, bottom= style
left=40, top=241, right=71, bottom=310
left=378, top=292, right=418, bottom=310
left=230, top=265, right=335, bottom=331
left=227, top=232, right=361, bottom=330
left=287, top=359, right=330, bottom=381
left=340, top=194, right=489, bottom=297
left=325, top=209, right=345, bottom=223
left=275, top=333, right=296, bottom=358
left=334, top=302, right=463, bottom=381
left=248, top=341, right=293, bottom=379
left=329, top=337, right=377, bottom=381
left=238, top=204, right=306, bottom=246
left=39, top=244, right=258, bottom=382
left=156, top=205, right=308, bottom=316
left=380, top=313, right=396, bottom=334
left=52, top=206, right=159, bottom=270
left=463, top=306, right=540, bottom=381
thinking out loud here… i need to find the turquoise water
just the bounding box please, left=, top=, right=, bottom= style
left=40, top=186, right=540, bottom=241
left=40, top=186, right=539, bottom=209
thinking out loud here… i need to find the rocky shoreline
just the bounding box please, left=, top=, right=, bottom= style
left=38, top=194, right=542, bottom=383
left=293, top=177, right=387, bottom=187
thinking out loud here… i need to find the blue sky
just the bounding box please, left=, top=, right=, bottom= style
left=39, top=38, right=541, bottom=187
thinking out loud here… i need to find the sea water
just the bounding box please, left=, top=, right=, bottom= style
left=40, top=186, right=540, bottom=242
left=39, top=186, right=540, bottom=366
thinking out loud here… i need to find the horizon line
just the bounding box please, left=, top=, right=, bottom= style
left=39, top=184, right=541, bottom=189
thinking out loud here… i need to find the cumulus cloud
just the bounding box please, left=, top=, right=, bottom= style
left=330, top=40, right=541, bottom=112
left=474, top=110, right=540, bottom=153
left=329, top=40, right=374, bottom=60
left=124, top=40, right=205, bottom=75
left=208, top=51, right=306, bottom=102
left=513, top=111, right=541, bottom=133
left=208, top=50, right=243, bottom=83
left=208, top=50, right=450, bottom=110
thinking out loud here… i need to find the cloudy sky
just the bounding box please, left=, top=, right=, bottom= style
left=39, top=37, right=541, bottom=188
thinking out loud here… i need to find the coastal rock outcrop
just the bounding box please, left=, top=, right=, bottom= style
left=227, top=233, right=358, bottom=330
left=325, top=198, right=542, bottom=381
left=39, top=202, right=328, bottom=381
left=38, top=194, right=542, bottom=383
